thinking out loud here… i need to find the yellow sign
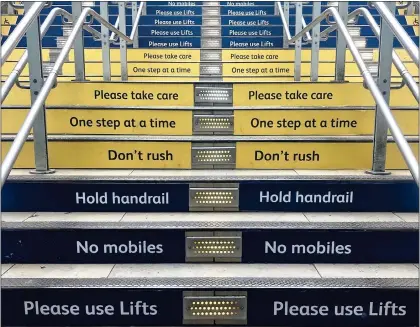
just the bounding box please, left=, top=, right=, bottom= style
left=222, top=49, right=360, bottom=62
left=234, top=109, right=418, bottom=136
left=2, top=141, right=192, bottom=169
left=1, top=15, right=18, bottom=26
left=3, top=141, right=417, bottom=170
left=2, top=109, right=193, bottom=135
left=68, top=49, right=200, bottom=62
left=405, top=16, right=419, bottom=36
left=233, top=83, right=418, bottom=107
left=223, top=62, right=418, bottom=81
left=2, top=62, right=200, bottom=81
left=236, top=142, right=419, bottom=169
left=3, top=82, right=195, bottom=107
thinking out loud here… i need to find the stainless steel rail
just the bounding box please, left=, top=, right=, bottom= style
left=1, top=7, right=133, bottom=187
left=279, top=4, right=419, bottom=184
left=1, top=7, right=101, bottom=103
left=374, top=1, right=419, bottom=65
left=277, top=2, right=311, bottom=43
left=1, top=1, right=46, bottom=65
left=320, top=7, right=419, bottom=102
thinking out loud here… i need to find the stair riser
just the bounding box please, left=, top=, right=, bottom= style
left=3, top=180, right=418, bottom=212
left=2, top=287, right=418, bottom=327
left=2, top=226, right=418, bottom=264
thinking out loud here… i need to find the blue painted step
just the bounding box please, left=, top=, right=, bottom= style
left=2, top=179, right=418, bottom=212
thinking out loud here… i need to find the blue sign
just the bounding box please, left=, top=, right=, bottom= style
left=2, top=287, right=418, bottom=326
left=139, top=37, right=200, bottom=48
left=222, top=26, right=280, bottom=37
left=140, top=15, right=202, bottom=25
left=220, top=1, right=275, bottom=5
left=139, top=26, right=200, bottom=37
left=221, top=16, right=281, bottom=25
left=2, top=182, right=189, bottom=212
left=239, top=180, right=419, bottom=212
left=146, top=6, right=202, bottom=15
left=2, top=227, right=418, bottom=264
left=221, top=6, right=275, bottom=15
left=223, top=37, right=282, bottom=48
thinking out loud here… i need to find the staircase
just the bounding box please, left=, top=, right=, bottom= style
left=1, top=1, right=419, bottom=326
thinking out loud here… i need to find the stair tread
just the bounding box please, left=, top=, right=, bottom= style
left=8, top=169, right=413, bottom=180
left=2, top=211, right=417, bottom=224
left=2, top=264, right=418, bottom=283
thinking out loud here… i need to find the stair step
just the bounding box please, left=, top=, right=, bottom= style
left=2, top=264, right=418, bottom=326
left=2, top=214, right=418, bottom=264
left=3, top=170, right=418, bottom=212
left=2, top=135, right=418, bottom=170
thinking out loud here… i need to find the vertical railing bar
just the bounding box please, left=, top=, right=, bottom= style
left=310, top=2, right=321, bottom=81
left=71, top=2, right=86, bottom=81
left=370, top=2, right=396, bottom=175
left=294, top=2, right=302, bottom=81
left=283, top=2, right=290, bottom=48
left=24, top=2, right=53, bottom=174
left=131, top=1, right=139, bottom=48
left=335, top=1, right=348, bottom=81
left=119, top=1, right=128, bottom=81
left=100, top=1, right=111, bottom=81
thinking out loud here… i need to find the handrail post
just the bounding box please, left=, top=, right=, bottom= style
left=100, top=1, right=111, bottom=81
left=335, top=1, right=348, bottom=81
left=24, top=2, right=53, bottom=175
left=310, top=2, right=321, bottom=81
left=119, top=1, right=128, bottom=80
left=71, top=2, right=86, bottom=81
left=294, top=1, right=302, bottom=81
left=369, top=2, right=396, bottom=175
left=131, top=1, right=139, bottom=48
left=282, top=2, right=289, bottom=48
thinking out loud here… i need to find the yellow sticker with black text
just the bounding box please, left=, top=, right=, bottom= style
left=1, top=109, right=193, bottom=135
left=234, top=110, right=418, bottom=135
left=2, top=141, right=192, bottom=169
left=236, top=142, right=419, bottom=169
left=3, top=83, right=195, bottom=107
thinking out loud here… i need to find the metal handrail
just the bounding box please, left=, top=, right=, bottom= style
left=130, top=1, right=144, bottom=40
left=320, top=7, right=419, bottom=102
left=1, top=7, right=134, bottom=187
left=1, top=1, right=46, bottom=65
left=1, top=7, right=101, bottom=103
left=282, top=5, right=419, bottom=184
left=374, top=2, right=419, bottom=65
left=110, top=2, right=144, bottom=44
left=277, top=2, right=311, bottom=43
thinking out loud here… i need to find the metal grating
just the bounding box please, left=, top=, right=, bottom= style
left=201, top=27, right=221, bottom=38
left=200, top=64, right=222, bottom=75
left=186, top=236, right=242, bottom=258
left=189, top=187, right=239, bottom=208
left=203, top=7, right=220, bottom=16
left=348, top=26, right=361, bottom=36
left=201, top=50, right=222, bottom=61
left=359, top=49, right=374, bottom=61
left=183, top=296, right=247, bottom=321
left=203, top=17, right=221, bottom=26
left=195, top=86, right=232, bottom=104
left=192, top=147, right=236, bottom=165
left=353, top=36, right=367, bottom=48
left=202, top=38, right=222, bottom=48
left=193, top=115, right=234, bottom=132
